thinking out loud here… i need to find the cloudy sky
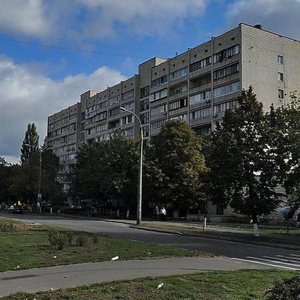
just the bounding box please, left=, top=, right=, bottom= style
left=1, top=0, right=300, bottom=164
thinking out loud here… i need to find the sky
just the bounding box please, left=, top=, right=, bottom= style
left=1, top=0, right=300, bottom=164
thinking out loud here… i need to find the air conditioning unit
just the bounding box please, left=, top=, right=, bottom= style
left=206, top=99, right=211, bottom=103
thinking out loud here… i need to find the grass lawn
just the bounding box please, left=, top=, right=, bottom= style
left=0, top=217, right=206, bottom=272
left=1, top=269, right=296, bottom=300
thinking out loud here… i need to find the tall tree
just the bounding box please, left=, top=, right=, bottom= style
left=71, top=131, right=139, bottom=216
left=20, top=123, right=39, bottom=164
left=266, top=95, right=300, bottom=209
left=207, top=87, right=281, bottom=236
left=0, top=157, right=12, bottom=204
left=146, top=120, right=207, bottom=216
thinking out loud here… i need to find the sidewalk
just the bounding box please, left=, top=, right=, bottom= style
left=129, top=220, right=300, bottom=250
left=0, top=257, right=268, bottom=297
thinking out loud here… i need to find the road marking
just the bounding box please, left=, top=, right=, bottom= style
left=247, top=256, right=300, bottom=268
left=231, top=257, right=300, bottom=271
left=263, top=255, right=300, bottom=264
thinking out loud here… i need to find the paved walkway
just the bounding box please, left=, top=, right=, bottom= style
left=0, top=257, right=267, bottom=297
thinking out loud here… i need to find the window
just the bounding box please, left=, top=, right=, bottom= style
left=170, top=114, right=187, bottom=121
left=278, top=55, right=284, bottom=64
left=278, top=72, right=283, bottom=81
left=169, top=98, right=187, bottom=111
left=151, top=75, right=167, bottom=88
left=140, top=85, right=150, bottom=98
left=149, top=89, right=168, bottom=102
left=189, top=108, right=211, bottom=121
left=122, top=90, right=134, bottom=100
left=121, top=115, right=133, bottom=125
left=109, top=96, right=120, bottom=106
left=213, top=100, right=237, bottom=115
left=169, top=83, right=188, bottom=96
left=96, top=124, right=107, bottom=132
left=190, top=91, right=211, bottom=105
left=140, top=99, right=149, bottom=111
left=123, top=128, right=133, bottom=137
left=213, top=81, right=240, bottom=98
left=214, top=63, right=239, bottom=80
left=151, top=104, right=167, bottom=116
left=151, top=119, right=166, bottom=130
left=213, top=45, right=239, bottom=63
left=278, top=89, right=284, bottom=99
left=140, top=112, right=149, bottom=124
left=109, top=108, right=119, bottom=116
left=122, top=102, right=134, bottom=111
left=170, top=67, right=188, bottom=81
left=96, top=101, right=107, bottom=110
left=190, top=57, right=212, bottom=72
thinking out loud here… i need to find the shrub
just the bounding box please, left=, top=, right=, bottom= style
left=48, top=230, right=66, bottom=250
left=65, top=232, right=74, bottom=246
left=0, top=222, right=17, bottom=232
left=92, top=234, right=99, bottom=244
left=265, top=276, right=300, bottom=299
left=76, top=235, right=87, bottom=247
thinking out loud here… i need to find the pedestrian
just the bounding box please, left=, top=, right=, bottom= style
left=154, top=206, right=159, bottom=220
left=160, top=206, right=167, bottom=220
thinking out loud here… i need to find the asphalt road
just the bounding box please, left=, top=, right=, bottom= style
left=3, top=214, right=300, bottom=271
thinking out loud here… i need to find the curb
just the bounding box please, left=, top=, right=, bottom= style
left=131, top=225, right=300, bottom=251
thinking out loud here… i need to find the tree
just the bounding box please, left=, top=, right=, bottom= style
left=265, top=95, right=300, bottom=227
left=207, top=87, right=281, bottom=236
left=280, top=95, right=300, bottom=207
left=0, top=157, right=12, bottom=204
left=145, top=120, right=207, bottom=216
left=71, top=131, right=139, bottom=216
left=20, top=123, right=39, bottom=164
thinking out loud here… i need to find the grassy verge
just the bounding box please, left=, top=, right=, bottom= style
left=0, top=217, right=206, bottom=272
left=1, top=269, right=296, bottom=300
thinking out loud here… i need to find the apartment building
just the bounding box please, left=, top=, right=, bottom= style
left=45, top=23, right=300, bottom=187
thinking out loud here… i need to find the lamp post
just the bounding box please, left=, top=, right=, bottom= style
left=120, top=106, right=143, bottom=225
left=25, top=143, right=42, bottom=213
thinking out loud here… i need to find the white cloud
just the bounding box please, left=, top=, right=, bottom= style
left=0, top=0, right=208, bottom=42
left=0, top=0, right=50, bottom=37
left=0, top=57, right=126, bottom=164
left=77, top=0, right=208, bottom=38
left=227, top=0, right=300, bottom=39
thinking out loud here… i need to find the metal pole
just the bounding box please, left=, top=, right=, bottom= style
left=137, top=127, right=143, bottom=225
left=37, top=149, right=42, bottom=213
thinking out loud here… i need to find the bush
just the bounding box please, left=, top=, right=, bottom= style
left=0, top=222, right=17, bottom=232
left=65, top=232, right=74, bottom=246
left=92, top=234, right=99, bottom=244
left=265, top=276, right=300, bottom=299
left=48, top=230, right=66, bottom=250
left=76, top=235, right=87, bottom=247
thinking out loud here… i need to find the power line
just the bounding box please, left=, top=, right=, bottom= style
left=0, top=35, right=147, bottom=59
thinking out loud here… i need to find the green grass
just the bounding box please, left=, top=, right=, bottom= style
left=1, top=269, right=296, bottom=300
left=0, top=217, right=206, bottom=272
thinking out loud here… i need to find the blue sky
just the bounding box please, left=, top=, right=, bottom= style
left=1, top=0, right=300, bottom=164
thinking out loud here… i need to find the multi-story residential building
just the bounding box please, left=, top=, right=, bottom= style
left=45, top=23, right=300, bottom=197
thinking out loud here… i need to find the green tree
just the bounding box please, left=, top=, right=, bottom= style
left=281, top=95, right=300, bottom=207
left=0, top=157, right=12, bottom=204
left=146, top=120, right=207, bottom=216
left=20, top=123, right=39, bottom=164
left=71, top=132, right=139, bottom=216
left=207, top=87, right=281, bottom=236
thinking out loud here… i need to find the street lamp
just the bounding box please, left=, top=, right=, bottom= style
left=120, top=106, right=143, bottom=225
left=25, top=143, right=42, bottom=213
